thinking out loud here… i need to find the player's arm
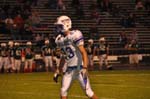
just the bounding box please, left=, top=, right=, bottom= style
left=74, top=30, right=88, bottom=69
left=78, top=45, right=88, bottom=69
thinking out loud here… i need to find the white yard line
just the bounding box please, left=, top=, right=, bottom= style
left=91, top=73, right=150, bottom=77
left=92, top=83, right=150, bottom=89
left=0, top=91, right=116, bottom=99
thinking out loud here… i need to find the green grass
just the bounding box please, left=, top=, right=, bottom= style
left=0, top=70, right=150, bottom=99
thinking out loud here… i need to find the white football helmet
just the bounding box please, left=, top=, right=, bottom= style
left=54, top=15, right=72, bottom=33
left=88, top=39, right=94, bottom=44
left=14, top=42, right=19, bottom=46
left=45, top=40, right=49, bottom=44
left=8, top=41, right=14, bottom=46
left=99, top=37, right=105, bottom=42
left=26, top=41, right=32, bottom=45
left=1, top=43, right=6, bottom=47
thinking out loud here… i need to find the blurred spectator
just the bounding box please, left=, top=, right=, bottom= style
left=12, top=3, right=22, bottom=17
left=125, top=39, right=139, bottom=69
left=120, top=15, right=128, bottom=28
left=13, top=14, right=24, bottom=30
left=135, top=0, right=145, bottom=10
left=2, top=2, right=10, bottom=17
left=119, top=30, right=128, bottom=48
left=21, top=8, right=31, bottom=20
left=101, top=0, right=112, bottom=12
left=90, top=9, right=102, bottom=25
left=71, top=0, right=80, bottom=8
left=89, top=2, right=97, bottom=10
left=57, top=0, right=66, bottom=11
left=127, top=13, right=136, bottom=28
left=35, top=33, right=44, bottom=48
left=88, top=24, right=99, bottom=40
left=148, top=10, right=150, bottom=16
left=97, top=0, right=103, bottom=10
left=11, top=24, right=21, bottom=40
left=75, top=5, right=85, bottom=19
left=23, top=1, right=31, bottom=12
left=31, top=0, right=39, bottom=6
left=130, top=28, right=138, bottom=41
left=0, top=8, right=7, bottom=20
left=23, top=18, right=33, bottom=40
left=144, top=0, right=150, bottom=10
left=0, top=19, right=7, bottom=34
left=31, top=10, right=41, bottom=28
left=46, top=0, right=57, bottom=9
left=111, top=5, right=121, bottom=17
left=4, top=16, right=14, bottom=34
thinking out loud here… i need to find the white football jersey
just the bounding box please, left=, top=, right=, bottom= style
left=55, top=30, right=84, bottom=67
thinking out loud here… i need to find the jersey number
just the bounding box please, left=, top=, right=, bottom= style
left=65, top=47, right=74, bottom=59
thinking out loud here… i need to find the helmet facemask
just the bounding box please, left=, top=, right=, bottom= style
left=54, top=16, right=72, bottom=35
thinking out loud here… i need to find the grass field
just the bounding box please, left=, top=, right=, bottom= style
left=0, top=70, right=150, bottom=99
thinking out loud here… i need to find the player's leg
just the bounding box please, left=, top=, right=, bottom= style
left=44, top=56, right=49, bottom=72
left=103, top=54, right=109, bottom=69
left=4, top=57, right=9, bottom=73
left=77, top=71, right=98, bottom=99
left=0, top=57, right=2, bottom=72
left=29, top=59, right=33, bottom=72
left=24, top=60, right=28, bottom=73
left=133, top=54, right=139, bottom=69
left=49, top=56, right=54, bottom=72
left=18, top=59, right=21, bottom=73
left=90, top=55, right=94, bottom=70
left=55, top=57, right=61, bottom=73
left=98, top=55, right=103, bottom=70
left=0, top=57, right=4, bottom=73
left=61, top=71, right=73, bottom=99
left=129, top=54, right=134, bottom=69
left=14, top=59, right=17, bottom=73
left=88, top=55, right=94, bottom=70
left=16, top=60, right=21, bottom=73
left=10, top=57, right=14, bottom=72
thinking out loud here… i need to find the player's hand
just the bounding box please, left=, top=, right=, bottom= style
left=80, top=68, right=88, bottom=79
left=53, top=73, right=60, bottom=83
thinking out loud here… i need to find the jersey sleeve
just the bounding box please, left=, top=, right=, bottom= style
left=73, top=30, right=84, bottom=46
left=55, top=34, right=64, bottom=48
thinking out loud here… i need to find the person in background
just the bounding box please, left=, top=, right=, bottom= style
left=0, top=43, right=9, bottom=73
left=125, top=39, right=139, bottom=69
left=119, top=30, right=128, bottom=48
left=85, top=39, right=95, bottom=70
left=8, top=41, right=15, bottom=73
left=24, top=41, right=34, bottom=73
left=95, top=37, right=110, bottom=70
left=41, top=40, right=54, bottom=72
left=14, top=42, right=22, bottom=73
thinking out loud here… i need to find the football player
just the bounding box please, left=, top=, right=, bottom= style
left=14, top=42, right=22, bottom=73
left=95, top=37, right=109, bottom=70
left=0, top=43, right=9, bottom=73
left=54, top=15, right=98, bottom=99
left=41, top=40, right=54, bottom=72
left=24, top=41, right=34, bottom=73
left=8, top=41, right=15, bottom=72
left=85, top=39, right=95, bottom=70
left=125, top=39, right=139, bottom=69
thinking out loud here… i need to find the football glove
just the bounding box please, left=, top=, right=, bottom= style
left=53, top=73, right=61, bottom=83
